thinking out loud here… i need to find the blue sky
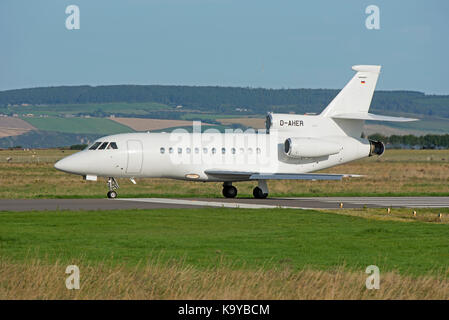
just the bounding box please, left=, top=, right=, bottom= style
left=1, top=0, right=448, bottom=94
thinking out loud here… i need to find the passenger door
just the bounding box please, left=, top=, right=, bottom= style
left=126, top=140, right=143, bottom=174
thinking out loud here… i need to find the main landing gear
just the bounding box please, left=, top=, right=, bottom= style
left=253, top=187, right=268, bottom=199
left=221, top=180, right=269, bottom=199
left=107, top=177, right=119, bottom=199
left=222, top=182, right=237, bottom=198
left=253, top=180, right=268, bottom=199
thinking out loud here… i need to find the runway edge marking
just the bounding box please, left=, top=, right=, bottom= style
left=115, top=198, right=308, bottom=209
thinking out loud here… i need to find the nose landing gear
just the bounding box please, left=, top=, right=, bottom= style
left=107, top=177, right=119, bottom=199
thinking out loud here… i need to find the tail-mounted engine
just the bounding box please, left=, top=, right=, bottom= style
left=284, top=137, right=342, bottom=158
left=369, top=140, right=385, bottom=157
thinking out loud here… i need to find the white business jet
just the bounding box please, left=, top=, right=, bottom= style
left=54, top=65, right=416, bottom=199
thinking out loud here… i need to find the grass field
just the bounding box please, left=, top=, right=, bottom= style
left=1, top=148, right=449, bottom=299
left=1, top=149, right=449, bottom=198
left=1, top=208, right=448, bottom=274
left=20, top=117, right=134, bottom=135
left=7, top=102, right=169, bottom=117
left=374, top=117, right=449, bottom=134
left=3, top=258, right=449, bottom=299
left=0, top=208, right=448, bottom=299
left=218, top=117, right=265, bottom=129
left=111, top=117, right=209, bottom=131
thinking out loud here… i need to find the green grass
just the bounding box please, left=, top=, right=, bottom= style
left=8, top=102, right=169, bottom=116
left=0, top=208, right=448, bottom=276
left=21, top=117, right=134, bottom=135
left=372, top=117, right=449, bottom=134
left=179, top=113, right=256, bottom=121
left=151, top=124, right=238, bottom=133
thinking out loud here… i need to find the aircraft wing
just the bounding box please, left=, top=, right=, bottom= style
left=205, top=170, right=362, bottom=181
left=204, top=170, right=253, bottom=180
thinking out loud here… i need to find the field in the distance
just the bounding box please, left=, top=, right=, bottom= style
left=0, top=207, right=448, bottom=299
left=111, top=117, right=214, bottom=131
left=1, top=149, right=449, bottom=198
left=20, top=117, right=134, bottom=135
left=0, top=117, right=36, bottom=138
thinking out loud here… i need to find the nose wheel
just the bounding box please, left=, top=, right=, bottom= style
left=107, top=190, right=117, bottom=199
left=107, top=177, right=119, bottom=199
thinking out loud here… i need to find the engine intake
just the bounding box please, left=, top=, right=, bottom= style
left=369, top=140, right=385, bottom=156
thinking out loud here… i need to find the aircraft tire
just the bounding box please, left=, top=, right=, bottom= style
left=253, top=187, right=268, bottom=199
left=107, top=191, right=117, bottom=199
left=222, top=186, right=237, bottom=198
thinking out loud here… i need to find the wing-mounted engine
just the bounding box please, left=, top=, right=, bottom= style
left=284, top=137, right=342, bottom=158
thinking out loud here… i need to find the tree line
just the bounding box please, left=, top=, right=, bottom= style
left=1, top=85, right=448, bottom=117
left=368, top=133, right=449, bottom=149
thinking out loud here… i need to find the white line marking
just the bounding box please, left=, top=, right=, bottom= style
left=282, top=197, right=449, bottom=208
left=115, top=197, right=449, bottom=209
left=116, top=198, right=305, bottom=209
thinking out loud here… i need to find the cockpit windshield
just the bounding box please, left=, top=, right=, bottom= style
left=88, top=141, right=119, bottom=150
left=88, top=142, right=101, bottom=150
left=98, top=142, right=108, bottom=150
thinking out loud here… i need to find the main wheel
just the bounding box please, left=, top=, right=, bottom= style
left=107, top=190, right=117, bottom=199
left=222, top=186, right=237, bottom=198
left=253, top=187, right=268, bottom=199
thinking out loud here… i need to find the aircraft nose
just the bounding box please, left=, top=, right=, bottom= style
left=54, top=151, right=102, bottom=175
left=54, top=153, right=84, bottom=174
left=54, top=158, right=71, bottom=172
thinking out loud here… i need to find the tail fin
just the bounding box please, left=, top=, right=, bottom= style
left=321, top=65, right=381, bottom=117
left=320, top=65, right=417, bottom=137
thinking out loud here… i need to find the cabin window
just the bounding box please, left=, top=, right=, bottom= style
left=221, top=147, right=226, bottom=154
left=256, top=148, right=261, bottom=154
left=89, top=142, right=101, bottom=150
left=211, top=148, right=216, bottom=154
left=248, top=148, right=253, bottom=154
left=98, top=142, right=108, bottom=150
left=239, top=148, right=244, bottom=154
left=186, top=147, right=191, bottom=154
left=195, top=148, right=200, bottom=154
left=178, top=148, right=182, bottom=154
left=231, top=148, right=236, bottom=154
left=169, top=147, right=174, bottom=154
left=160, top=147, right=165, bottom=154
left=203, top=148, right=208, bottom=154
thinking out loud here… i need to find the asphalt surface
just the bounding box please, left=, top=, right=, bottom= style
left=1, top=196, right=449, bottom=211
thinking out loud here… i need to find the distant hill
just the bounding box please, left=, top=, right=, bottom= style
left=0, top=130, right=101, bottom=149
left=1, top=85, right=448, bottom=118
left=0, top=85, right=448, bottom=148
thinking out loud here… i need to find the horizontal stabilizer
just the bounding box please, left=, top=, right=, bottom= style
left=331, top=112, right=418, bottom=122
left=205, top=170, right=362, bottom=181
